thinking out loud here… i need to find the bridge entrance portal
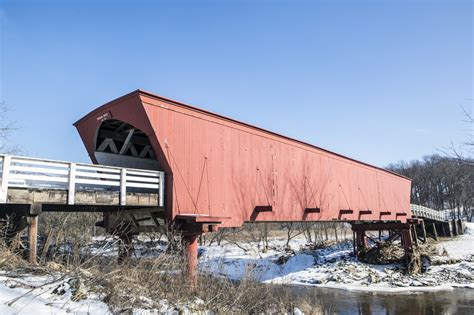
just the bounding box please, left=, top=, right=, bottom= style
left=95, top=119, right=162, bottom=171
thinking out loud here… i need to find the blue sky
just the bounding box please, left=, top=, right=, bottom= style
left=0, top=0, right=472, bottom=167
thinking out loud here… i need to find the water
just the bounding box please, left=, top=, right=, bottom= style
left=286, top=286, right=474, bottom=314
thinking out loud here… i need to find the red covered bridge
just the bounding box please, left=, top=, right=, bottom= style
left=1, top=89, right=416, bottom=280
left=73, top=89, right=413, bottom=276
left=74, top=90, right=411, bottom=226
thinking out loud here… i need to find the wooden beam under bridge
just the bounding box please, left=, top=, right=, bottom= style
left=351, top=222, right=412, bottom=231
left=351, top=221, right=416, bottom=265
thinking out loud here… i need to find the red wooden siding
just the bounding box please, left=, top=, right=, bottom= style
left=74, top=90, right=412, bottom=227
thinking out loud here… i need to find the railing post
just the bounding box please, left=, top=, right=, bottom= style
left=159, top=172, right=165, bottom=207
left=67, top=163, right=76, bottom=205
left=28, top=214, right=38, bottom=265
left=0, top=155, right=11, bottom=203
left=120, top=168, right=127, bottom=206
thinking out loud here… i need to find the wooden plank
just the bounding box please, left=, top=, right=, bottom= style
left=138, top=145, right=151, bottom=158
left=98, top=129, right=150, bottom=146
left=120, top=168, right=127, bottom=206
left=11, top=158, right=67, bottom=168
left=97, top=138, right=118, bottom=153
left=126, top=170, right=160, bottom=177
left=75, top=178, right=121, bottom=186
left=40, top=204, right=162, bottom=212
left=75, top=165, right=121, bottom=173
left=158, top=172, right=165, bottom=207
left=9, top=174, right=69, bottom=183
left=352, top=222, right=411, bottom=231
left=68, top=163, right=76, bottom=205
left=412, top=224, right=419, bottom=247
left=150, top=212, right=162, bottom=227
left=9, top=165, right=69, bottom=175
left=125, top=175, right=159, bottom=183
left=432, top=222, right=439, bottom=241
left=128, top=213, right=140, bottom=228
left=254, top=205, right=272, bottom=212
left=420, top=219, right=427, bottom=243
left=125, top=182, right=159, bottom=189
left=119, top=128, right=135, bottom=155
left=7, top=189, right=157, bottom=207
left=75, top=171, right=121, bottom=180
left=0, top=203, right=33, bottom=216
left=339, top=209, right=353, bottom=214
left=176, top=214, right=230, bottom=223
left=127, top=143, right=139, bottom=156
left=2, top=155, right=165, bottom=211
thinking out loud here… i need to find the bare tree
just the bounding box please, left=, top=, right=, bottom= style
left=388, top=154, right=473, bottom=220
left=0, top=103, right=19, bottom=154
left=449, top=104, right=473, bottom=166
left=282, top=222, right=304, bottom=250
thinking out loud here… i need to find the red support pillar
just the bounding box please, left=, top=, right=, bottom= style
left=183, top=234, right=199, bottom=287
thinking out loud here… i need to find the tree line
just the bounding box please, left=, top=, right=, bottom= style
left=387, top=154, right=473, bottom=220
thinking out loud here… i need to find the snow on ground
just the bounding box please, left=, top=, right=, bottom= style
left=437, top=222, right=474, bottom=259
left=1, top=223, right=473, bottom=313
left=0, top=271, right=211, bottom=315
left=0, top=273, right=108, bottom=315
left=200, top=223, right=474, bottom=292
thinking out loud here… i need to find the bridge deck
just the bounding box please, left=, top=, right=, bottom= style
left=0, top=154, right=165, bottom=212
left=410, top=204, right=449, bottom=222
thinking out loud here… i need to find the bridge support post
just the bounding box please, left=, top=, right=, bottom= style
left=457, top=219, right=464, bottom=235
left=183, top=233, right=199, bottom=288
left=401, top=229, right=414, bottom=264
left=354, top=230, right=367, bottom=255
left=432, top=222, right=438, bottom=241
left=440, top=223, right=447, bottom=237
left=411, top=224, right=419, bottom=247
left=175, top=216, right=224, bottom=287
left=27, top=215, right=38, bottom=265
left=451, top=219, right=458, bottom=236
left=420, top=220, right=427, bottom=243
left=352, top=222, right=415, bottom=266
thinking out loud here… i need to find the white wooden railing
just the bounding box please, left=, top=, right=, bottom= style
left=0, top=154, right=165, bottom=207
left=410, top=204, right=448, bottom=222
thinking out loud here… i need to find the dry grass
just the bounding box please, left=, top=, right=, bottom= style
left=1, top=214, right=329, bottom=314
left=359, top=241, right=405, bottom=265
left=359, top=240, right=444, bottom=275
left=0, top=239, right=27, bottom=270
left=85, top=259, right=305, bottom=313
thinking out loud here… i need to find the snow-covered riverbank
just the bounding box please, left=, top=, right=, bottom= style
left=1, top=223, right=473, bottom=314
left=0, top=273, right=109, bottom=315
left=200, top=222, right=474, bottom=292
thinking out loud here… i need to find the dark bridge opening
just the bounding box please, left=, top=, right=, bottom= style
left=94, top=119, right=162, bottom=170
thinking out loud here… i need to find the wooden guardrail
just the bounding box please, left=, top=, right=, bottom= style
left=0, top=154, right=165, bottom=207
left=410, top=204, right=448, bottom=222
